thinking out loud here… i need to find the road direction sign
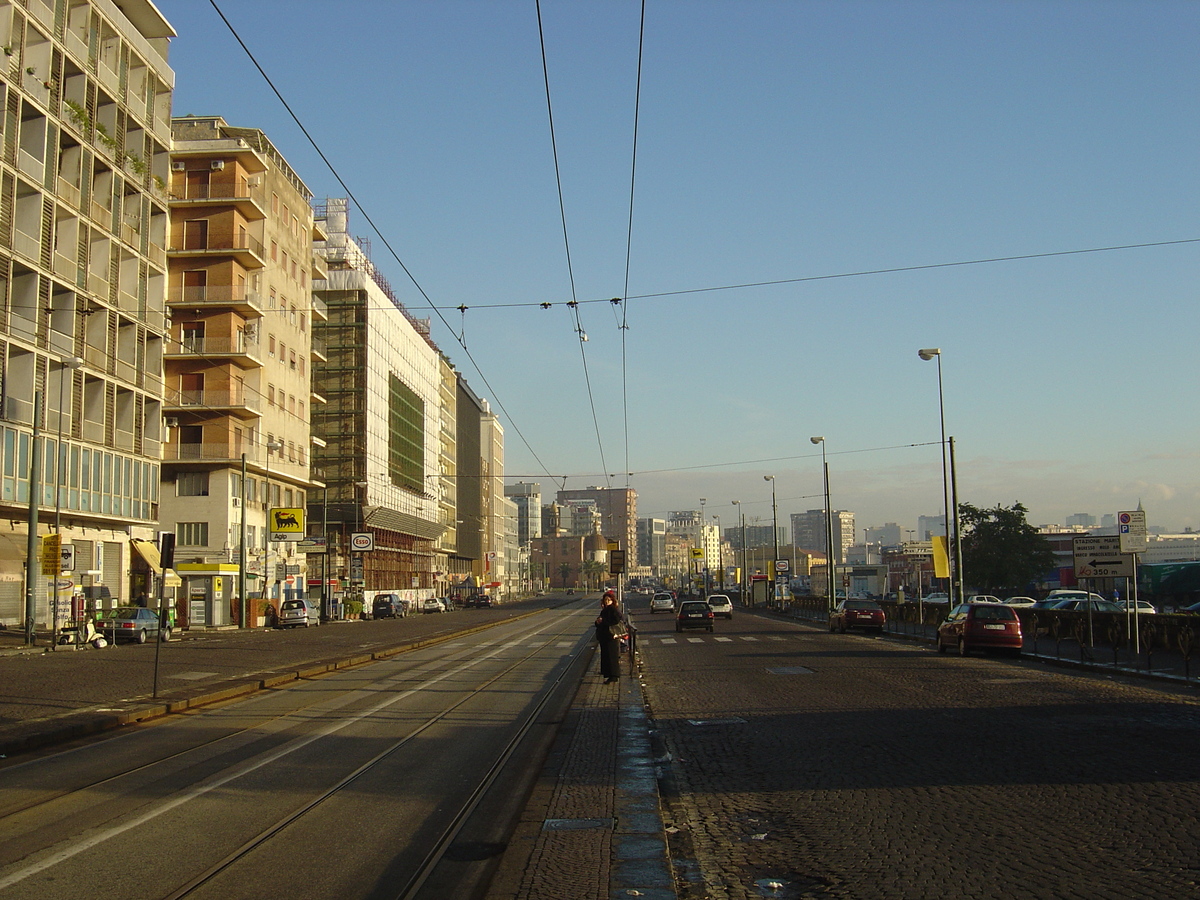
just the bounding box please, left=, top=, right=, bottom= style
left=1072, top=535, right=1134, bottom=578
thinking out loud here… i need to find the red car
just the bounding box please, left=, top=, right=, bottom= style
left=936, top=602, right=1023, bottom=656
left=828, top=599, right=886, bottom=634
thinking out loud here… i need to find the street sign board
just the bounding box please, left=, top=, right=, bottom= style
left=690, top=548, right=704, bottom=559
left=774, top=558, right=790, bottom=574
left=61, top=543, right=75, bottom=572
left=350, top=532, right=375, bottom=552
left=1072, top=535, right=1134, bottom=578
left=41, top=534, right=61, bottom=577
left=1117, top=510, right=1148, bottom=554
left=269, top=507, right=305, bottom=542
left=609, top=549, right=626, bottom=575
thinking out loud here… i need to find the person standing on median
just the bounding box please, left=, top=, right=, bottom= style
left=595, top=590, right=622, bottom=683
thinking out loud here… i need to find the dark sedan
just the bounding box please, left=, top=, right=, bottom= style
left=676, top=600, right=714, bottom=633
left=829, top=599, right=886, bottom=634
left=937, top=602, right=1022, bottom=656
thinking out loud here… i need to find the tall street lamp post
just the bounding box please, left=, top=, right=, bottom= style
left=811, top=437, right=834, bottom=612
left=764, top=476, right=778, bottom=608
left=699, top=497, right=706, bottom=595
left=731, top=501, right=745, bottom=604
left=263, top=439, right=283, bottom=619
left=54, top=357, right=84, bottom=535
left=918, top=348, right=956, bottom=603
left=712, top=514, right=724, bottom=588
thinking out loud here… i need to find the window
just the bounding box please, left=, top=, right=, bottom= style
left=290, top=305, right=297, bottom=326
left=289, top=349, right=296, bottom=370
left=176, top=471, right=209, bottom=496
left=178, top=522, right=209, bottom=546
left=299, top=313, right=306, bottom=333
left=300, top=271, right=306, bottom=289
left=268, top=335, right=275, bottom=358
left=269, top=287, right=277, bottom=309
left=267, top=385, right=275, bottom=406
left=282, top=250, right=288, bottom=273
left=270, top=240, right=278, bottom=262
left=280, top=342, right=286, bottom=361
left=298, top=356, right=305, bottom=377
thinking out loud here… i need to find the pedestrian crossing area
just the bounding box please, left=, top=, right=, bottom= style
left=650, top=634, right=798, bottom=645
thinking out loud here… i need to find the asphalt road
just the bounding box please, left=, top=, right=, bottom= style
left=0, top=605, right=594, bottom=900
left=628, top=596, right=1200, bottom=900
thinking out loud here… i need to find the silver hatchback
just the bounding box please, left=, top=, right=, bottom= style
left=277, top=598, right=319, bottom=628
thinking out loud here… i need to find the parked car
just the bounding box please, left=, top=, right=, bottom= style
left=676, top=600, right=714, bottom=632
left=1043, top=590, right=1106, bottom=604
left=372, top=593, right=406, bottom=619
left=1179, top=601, right=1200, bottom=614
left=923, top=592, right=951, bottom=604
left=103, top=606, right=167, bottom=643
left=706, top=594, right=734, bottom=619
left=1002, top=596, right=1037, bottom=607
left=1050, top=598, right=1123, bottom=613
left=1030, top=597, right=1067, bottom=611
left=936, top=602, right=1023, bottom=656
left=649, top=592, right=676, bottom=614
left=1122, top=599, right=1157, bottom=615
left=463, top=594, right=493, bottom=608
left=829, top=599, right=886, bottom=634
left=422, top=597, right=447, bottom=614
left=277, top=598, right=320, bottom=628
left=966, top=595, right=1003, bottom=604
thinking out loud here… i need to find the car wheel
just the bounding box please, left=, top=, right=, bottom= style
left=829, top=621, right=835, bottom=632
left=136, top=628, right=147, bottom=644
left=958, top=638, right=970, bottom=657
left=936, top=637, right=947, bottom=653
left=839, top=623, right=846, bottom=634
left=707, top=626, right=713, bottom=633
left=160, top=628, right=171, bottom=643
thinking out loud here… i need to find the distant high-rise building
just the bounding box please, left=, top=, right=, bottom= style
left=865, top=523, right=903, bottom=545
left=791, top=510, right=855, bottom=563
left=637, top=518, right=666, bottom=574
left=1066, top=512, right=1096, bottom=528
left=918, top=515, right=947, bottom=540
left=505, top=482, right=542, bottom=546
left=557, top=487, right=637, bottom=566
left=725, top=524, right=787, bottom=550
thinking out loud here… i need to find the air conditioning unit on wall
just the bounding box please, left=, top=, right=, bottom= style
left=210, top=160, right=225, bottom=171
left=171, top=161, right=186, bottom=172
left=163, top=417, right=179, bottom=428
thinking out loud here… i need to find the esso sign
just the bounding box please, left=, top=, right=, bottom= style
left=350, top=533, right=374, bottom=551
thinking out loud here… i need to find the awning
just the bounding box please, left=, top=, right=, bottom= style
left=130, top=539, right=163, bottom=575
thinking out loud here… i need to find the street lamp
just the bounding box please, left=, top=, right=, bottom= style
left=764, top=476, right=778, bottom=608
left=811, top=437, right=835, bottom=612
left=918, top=348, right=956, bottom=604
left=54, top=357, right=84, bottom=535
left=712, top=514, right=724, bottom=588
left=699, top=498, right=706, bottom=595
left=731, top=501, right=746, bottom=605
left=264, top=439, right=283, bottom=611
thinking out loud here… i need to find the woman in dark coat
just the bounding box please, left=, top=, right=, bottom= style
left=595, top=592, right=623, bottom=683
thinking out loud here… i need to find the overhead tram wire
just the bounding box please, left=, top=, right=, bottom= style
left=206, top=0, right=559, bottom=484
left=619, top=0, right=647, bottom=490
left=536, top=0, right=610, bottom=487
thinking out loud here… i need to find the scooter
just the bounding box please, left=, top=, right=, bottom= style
left=57, top=616, right=108, bottom=648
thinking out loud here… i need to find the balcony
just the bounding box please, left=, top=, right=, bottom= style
left=309, top=334, right=327, bottom=361
left=166, top=335, right=263, bottom=369
left=13, top=230, right=41, bottom=262
left=169, top=182, right=267, bottom=220
left=163, top=388, right=261, bottom=420
left=168, top=234, right=265, bottom=269
left=162, top=441, right=270, bottom=466
left=311, top=294, right=328, bottom=322
left=167, top=285, right=264, bottom=317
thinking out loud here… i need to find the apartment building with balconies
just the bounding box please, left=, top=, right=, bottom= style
left=162, top=115, right=322, bottom=625
left=0, top=0, right=175, bottom=627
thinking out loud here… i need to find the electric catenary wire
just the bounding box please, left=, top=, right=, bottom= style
left=207, top=0, right=560, bottom=485
left=536, top=0, right=610, bottom=487
left=619, top=0, right=647, bottom=490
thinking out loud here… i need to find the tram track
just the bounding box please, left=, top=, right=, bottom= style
left=0, top=605, right=595, bottom=899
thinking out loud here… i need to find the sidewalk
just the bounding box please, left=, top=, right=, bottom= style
left=486, top=659, right=675, bottom=900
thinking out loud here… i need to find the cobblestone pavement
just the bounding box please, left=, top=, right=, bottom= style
left=634, top=608, right=1200, bottom=900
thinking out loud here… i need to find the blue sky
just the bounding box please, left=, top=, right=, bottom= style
left=157, top=0, right=1199, bottom=535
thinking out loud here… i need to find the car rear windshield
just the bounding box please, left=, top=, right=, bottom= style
left=845, top=600, right=880, bottom=609
left=680, top=602, right=709, bottom=612
left=971, top=605, right=1016, bottom=620
left=282, top=600, right=305, bottom=610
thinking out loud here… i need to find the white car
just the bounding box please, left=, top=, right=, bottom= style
left=649, top=592, right=675, bottom=614
left=1002, top=596, right=1037, bottom=608
left=923, top=592, right=951, bottom=604
left=1123, top=599, right=1157, bottom=615
left=967, top=595, right=1003, bottom=604
left=422, top=597, right=446, bottom=614
left=706, top=594, right=733, bottom=619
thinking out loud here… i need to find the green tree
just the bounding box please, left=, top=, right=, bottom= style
left=558, top=562, right=573, bottom=588
left=958, top=502, right=1056, bottom=594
